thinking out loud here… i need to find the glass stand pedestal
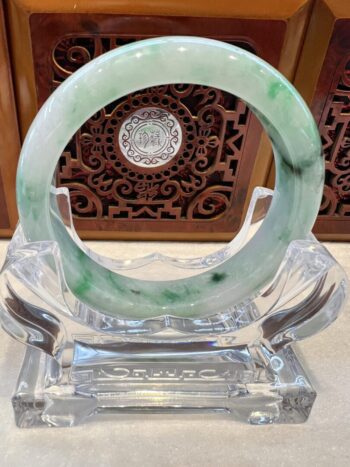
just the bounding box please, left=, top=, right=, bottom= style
left=13, top=343, right=315, bottom=427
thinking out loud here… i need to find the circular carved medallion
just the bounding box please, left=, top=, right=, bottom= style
left=118, top=107, right=182, bottom=168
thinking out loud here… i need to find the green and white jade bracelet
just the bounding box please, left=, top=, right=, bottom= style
left=16, top=36, right=324, bottom=319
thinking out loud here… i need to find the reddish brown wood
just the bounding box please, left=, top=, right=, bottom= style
left=312, top=20, right=350, bottom=237
left=0, top=1, right=20, bottom=232
left=29, top=14, right=286, bottom=238
left=0, top=173, right=9, bottom=229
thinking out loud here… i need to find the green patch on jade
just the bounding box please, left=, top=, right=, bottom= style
left=211, top=272, right=228, bottom=283
left=268, top=81, right=284, bottom=99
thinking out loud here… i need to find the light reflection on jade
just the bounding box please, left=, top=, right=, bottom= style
left=16, top=36, right=324, bottom=319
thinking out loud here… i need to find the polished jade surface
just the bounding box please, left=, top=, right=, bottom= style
left=16, top=36, right=323, bottom=318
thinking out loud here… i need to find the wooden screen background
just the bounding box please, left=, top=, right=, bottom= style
left=30, top=14, right=286, bottom=239
left=311, top=20, right=350, bottom=237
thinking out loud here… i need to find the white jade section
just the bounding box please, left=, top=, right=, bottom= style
left=16, top=37, right=324, bottom=318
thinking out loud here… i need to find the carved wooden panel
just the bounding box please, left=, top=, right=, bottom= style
left=54, top=37, right=256, bottom=230
left=311, top=20, right=350, bottom=237
left=30, top=14, right=287, bottom=239
left=318, top=54, right=350, bottom=217
left=0, top=0, right=20, bottom=233
left=52, top=36, right=256, bottom=224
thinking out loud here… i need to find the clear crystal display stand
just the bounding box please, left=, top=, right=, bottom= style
left=0, top=187, right=347, bottom=427
left=1, top=36, right=349, bottom=428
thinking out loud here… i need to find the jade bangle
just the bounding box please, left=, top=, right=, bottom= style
left=16, top=37, right=323, bottom=319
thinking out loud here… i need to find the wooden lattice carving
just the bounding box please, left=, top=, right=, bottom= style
left=318, top=54, right=350, bottom=218
left=29, top=13, right=288, bottom=238
left=53, top=36, right=257, bottom=228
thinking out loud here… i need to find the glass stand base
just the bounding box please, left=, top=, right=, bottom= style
left=1, top=188, right=347, bottom=428
left=13, top=343, right=315, bottom=427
